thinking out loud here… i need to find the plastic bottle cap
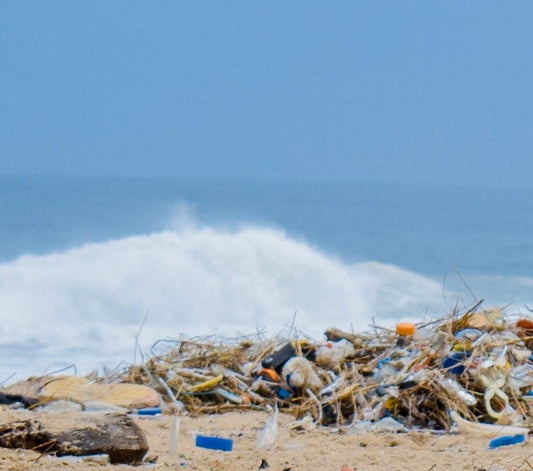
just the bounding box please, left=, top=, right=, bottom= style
left=517, top=319, right=533, bottom=330
left=195, top=435, right=233, bottom=451
left=396, top=322, right=416, bottom=336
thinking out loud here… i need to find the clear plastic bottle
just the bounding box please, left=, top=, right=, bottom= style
left=441, top=378, right=477, bottom=406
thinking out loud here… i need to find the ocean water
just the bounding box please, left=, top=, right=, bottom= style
left=1, top=175, right=533, bottom=381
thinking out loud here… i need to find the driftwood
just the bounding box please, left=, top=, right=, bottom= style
left=0, top=419, right=52, bottom=451
left=0, top=413, right=148, bottom=465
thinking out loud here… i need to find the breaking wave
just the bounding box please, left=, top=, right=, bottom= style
left=1, top=219, right=531, bottom=379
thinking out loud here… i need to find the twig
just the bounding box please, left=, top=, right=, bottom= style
left=134, top=308, right=151, bottom=366
left=158, top=376, right=185, bottom=412
left=0, top=372, right=16, bottom=387
left=510, top=453, right=533, bottom=471
left=44, top=364, right=77, bottom=377
left=368, top=324, right=395, bottom=333
left=31, top=439, right=57, bottom=460
left=451, top=264, right=478, bottom=301
left=288, top=310, right=298, bottom=339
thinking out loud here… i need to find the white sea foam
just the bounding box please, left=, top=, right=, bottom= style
left=0, top=220, right=531, bottom=381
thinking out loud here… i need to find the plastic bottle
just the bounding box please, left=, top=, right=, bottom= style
left=261, top=343, right=296, bottom=371
left=316, top=339, right=355, bottom=368
left=441, top=378, right=477, bottom=406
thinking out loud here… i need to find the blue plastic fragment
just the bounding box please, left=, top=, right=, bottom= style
left=195, top=435, right=233, bottom=451
left=137, top=407, right=161, bottom=416
left=488, top=434, right=526, bottom=449
left=276, top=387, right=292, bottom=399
left=442, top=352, right=468, bottom=375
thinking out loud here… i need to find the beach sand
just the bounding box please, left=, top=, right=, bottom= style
left=0, top=408, right=531, bottom=471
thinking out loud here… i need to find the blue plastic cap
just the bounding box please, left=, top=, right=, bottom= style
left=195, top=435, right=233, bottom=452
left=276, top=387, right=292, bottom=399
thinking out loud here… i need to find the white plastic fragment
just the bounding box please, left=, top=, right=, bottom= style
left=316, top=339, right=355, bottom=369
left=257, top=403, right=279, bottom=449
left=441, top=378, right=477, bottom=406
left=449, top=410, right=528, bottom=438
left=168, top=416, right=180, bottom=457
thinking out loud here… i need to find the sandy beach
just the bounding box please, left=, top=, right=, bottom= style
left=0, top=407, right=531, bottom=471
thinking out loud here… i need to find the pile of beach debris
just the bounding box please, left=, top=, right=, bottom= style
left=112, top=301, right=533, bottom=431
left=4, top=301, right=533, bottom=435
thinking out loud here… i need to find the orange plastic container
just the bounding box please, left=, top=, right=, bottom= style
left=396, top=322, right=416, bottom=336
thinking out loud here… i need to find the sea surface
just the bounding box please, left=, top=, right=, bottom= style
left=1, top=175, right=533, bottom=381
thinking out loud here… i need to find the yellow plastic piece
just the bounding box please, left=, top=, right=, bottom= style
left=190, top=374, right=224, bottom=392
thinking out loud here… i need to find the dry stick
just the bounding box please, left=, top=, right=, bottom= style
left=371, top=315, right=379, bottom=336
left=134, top=309, right=151, bottom=367
left=493, top=460, right=513, bottom=471
left=508, top=453, right=533, bottom=471
left=417, top=313, right=452, bottom=329
left=306, top=388, right=323, bottom=424
left=451, top=264, right=478, bottom=302
left=141, top=363, right=156, bottom=384
left=464, top=298, right=485, bottom=317
left=368, top=323, right=395, bottom=333
left=44, top=363, right=77, bottom=377
left=288, top=310, right=298, bottom=339
left=442, top=269, right=451, bottom=311
left=0, top=372, right=16, bottom=387
left=31, top=439, right=58, bottom=461
left=158, top=376, right=184, bottom=412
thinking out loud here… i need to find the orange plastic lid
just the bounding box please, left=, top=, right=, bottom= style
left=259, top=368, right=281, bottom=382
left=396, top=322, right=416, bottom=336
left=517, top=318, right=533, bottom=330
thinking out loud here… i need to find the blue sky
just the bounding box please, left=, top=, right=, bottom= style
left=1, top=2, right=532, bottom=184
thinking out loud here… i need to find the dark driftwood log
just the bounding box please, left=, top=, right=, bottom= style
left=55, top=413, right=149, bottom=464
left=0, top=419, right=54, bottom=452
left=0, top=414, right=148, bottom=465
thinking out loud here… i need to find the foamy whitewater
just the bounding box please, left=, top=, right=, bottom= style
left=1, top=177, right=533, bottom=381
